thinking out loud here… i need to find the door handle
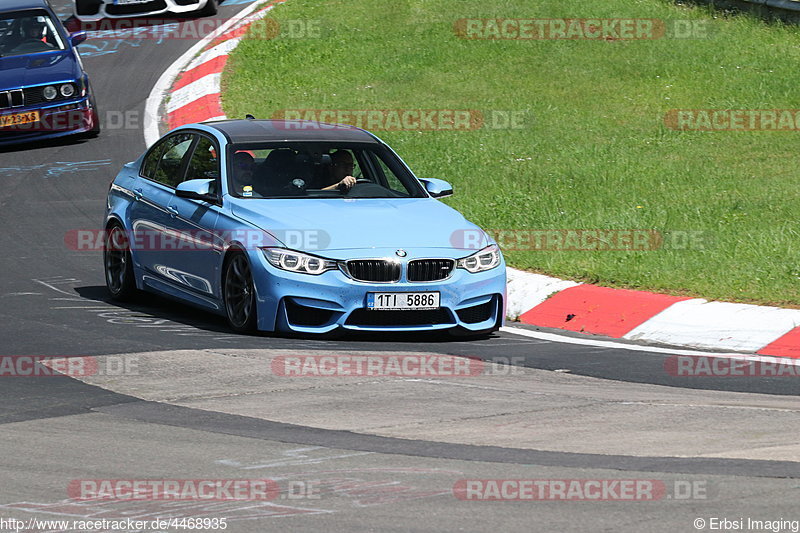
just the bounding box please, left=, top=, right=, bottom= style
left=133, top=188, right=143, bottom=201
left=167, top=205, right=179, bottom=217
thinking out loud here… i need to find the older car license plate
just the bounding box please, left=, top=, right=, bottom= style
left=0, top=111, right=40, bottom=128
left=367, top=292, right=440, bottom=310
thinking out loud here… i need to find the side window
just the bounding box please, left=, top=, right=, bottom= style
left=140, top=142, right=165, bottom=180
left=185, top=136, right=220, bottom=182
left=152, top=133, right=194, bottom=188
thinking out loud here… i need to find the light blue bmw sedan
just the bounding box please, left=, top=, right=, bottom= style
left=104, top=119, right=506, bottom=337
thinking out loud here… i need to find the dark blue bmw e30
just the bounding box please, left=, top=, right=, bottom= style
left=0, top=0, right=99, bottom=146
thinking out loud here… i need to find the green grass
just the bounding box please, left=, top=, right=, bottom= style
left=222, top=0, right=800, bottom=307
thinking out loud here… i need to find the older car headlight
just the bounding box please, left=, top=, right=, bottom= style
left=262, top=248, right=338, bottom=275
left=60, top=84, right=75, bottom=98
left=43, top=86, right=57, bottom=100
left=457, top=244, right=501, bottom=273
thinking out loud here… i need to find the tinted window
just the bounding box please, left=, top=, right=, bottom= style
left=185, top=136, right=220, bottom=182
left=151, top=133, right=194, bottom=188
left=184, top=136, right=221, bottom=195
left=0, top=10, right=65, bottom=57
left=141, top=143, right=165, bottom=180
left=226, top=143, right=425, bottom=199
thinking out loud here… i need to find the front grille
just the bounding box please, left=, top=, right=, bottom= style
left=456, top=300, right=495, bottom=324
left=346, top=309, right=453, bottom=327
left=23, top=87, right=48, bottom=106
left=285, top=300, right=335, bottom=327
left=0, top=90, right=24, bottom=110
left=0, top=87, right=79, bottom=110
left=345, top=260, right=401, bottom=283
left=106, top=0, right=167, bottom=15
left=407, top=259, right=454, bottom=282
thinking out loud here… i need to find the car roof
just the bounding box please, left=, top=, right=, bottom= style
left=203, top=119, right=381, bottom=144
left=1, top=0, right=51, bottom=13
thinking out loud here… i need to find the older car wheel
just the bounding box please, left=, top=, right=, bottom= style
left=104, top=224, right=136, bottom=300
left=223, top=252, right=258, bottom=333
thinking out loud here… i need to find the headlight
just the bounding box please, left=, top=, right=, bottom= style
left=262, top=248, right=338, bottom=275
left=457, top=244, right=501, bottom=273
left=42, top=86, right=57, bottom=100
left=60, top=84, right=75, bottom=98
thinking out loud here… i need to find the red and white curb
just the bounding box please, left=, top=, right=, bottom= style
left=144, top=1, right=800, bottom=358
left=507, top=269, right=800, bottom=358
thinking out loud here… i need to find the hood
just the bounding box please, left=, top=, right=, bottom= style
left=228, top=197, right=491, bottom=253
left=0, top=51, right=80, bottom=90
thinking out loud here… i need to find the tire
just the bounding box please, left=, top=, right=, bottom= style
left=104, top=224, right=137, bottom=301
left=223, top=252, right=258, bottom=333
left=197, top=0, right=218, bottom=17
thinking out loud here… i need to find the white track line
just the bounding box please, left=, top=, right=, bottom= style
left=501, top=326, right=800, bottom=365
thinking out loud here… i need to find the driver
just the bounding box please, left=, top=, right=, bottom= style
left=5, top=18, right=49, bottom=50
left=20, top=18, right=46, bottom=42
left=322, top=150, right=357, bottom=191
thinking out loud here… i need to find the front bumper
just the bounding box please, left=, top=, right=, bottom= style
left=75, top=0, right=207, bottom=21
left=250, top=249, right=507, bottom=333
left=0, top=96, right=97, bottom=147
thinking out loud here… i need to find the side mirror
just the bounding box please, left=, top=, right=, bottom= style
left=419, top=178, right=453, bottom=198
left=176, top=179, right=218, bottom=204
left=69, top=31, right=87, bottom=47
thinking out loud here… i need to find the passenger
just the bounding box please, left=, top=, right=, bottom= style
left=322, top=150, right=357, bottom=191
left=18, top=18, right=48, bottom=46
left=231, top=152, right=256, bottom=195
left=259, top=149, right=299, bottom=195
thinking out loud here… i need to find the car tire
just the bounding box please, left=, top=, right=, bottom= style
left=223, top=251, right=258, bottom=333
left=197, top=0, right=218, bottom=17
left=104, top=224, right=137, bottom=301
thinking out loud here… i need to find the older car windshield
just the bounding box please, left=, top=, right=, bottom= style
left=0, top=10, right=65, bottom=57
left=227, top=143, right=426, bottom=199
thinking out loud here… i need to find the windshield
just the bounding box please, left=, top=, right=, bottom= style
left=0, top=10, right=66, bottom=57
left=227, top=142, right=427, bottom=199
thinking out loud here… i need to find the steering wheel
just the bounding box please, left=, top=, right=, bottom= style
left=355, top=178, right=372, bottom=184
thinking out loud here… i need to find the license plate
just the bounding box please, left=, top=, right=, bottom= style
left=367, top=292, right=440, bottom=310
left=0, top=111, right=40, bottom=128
